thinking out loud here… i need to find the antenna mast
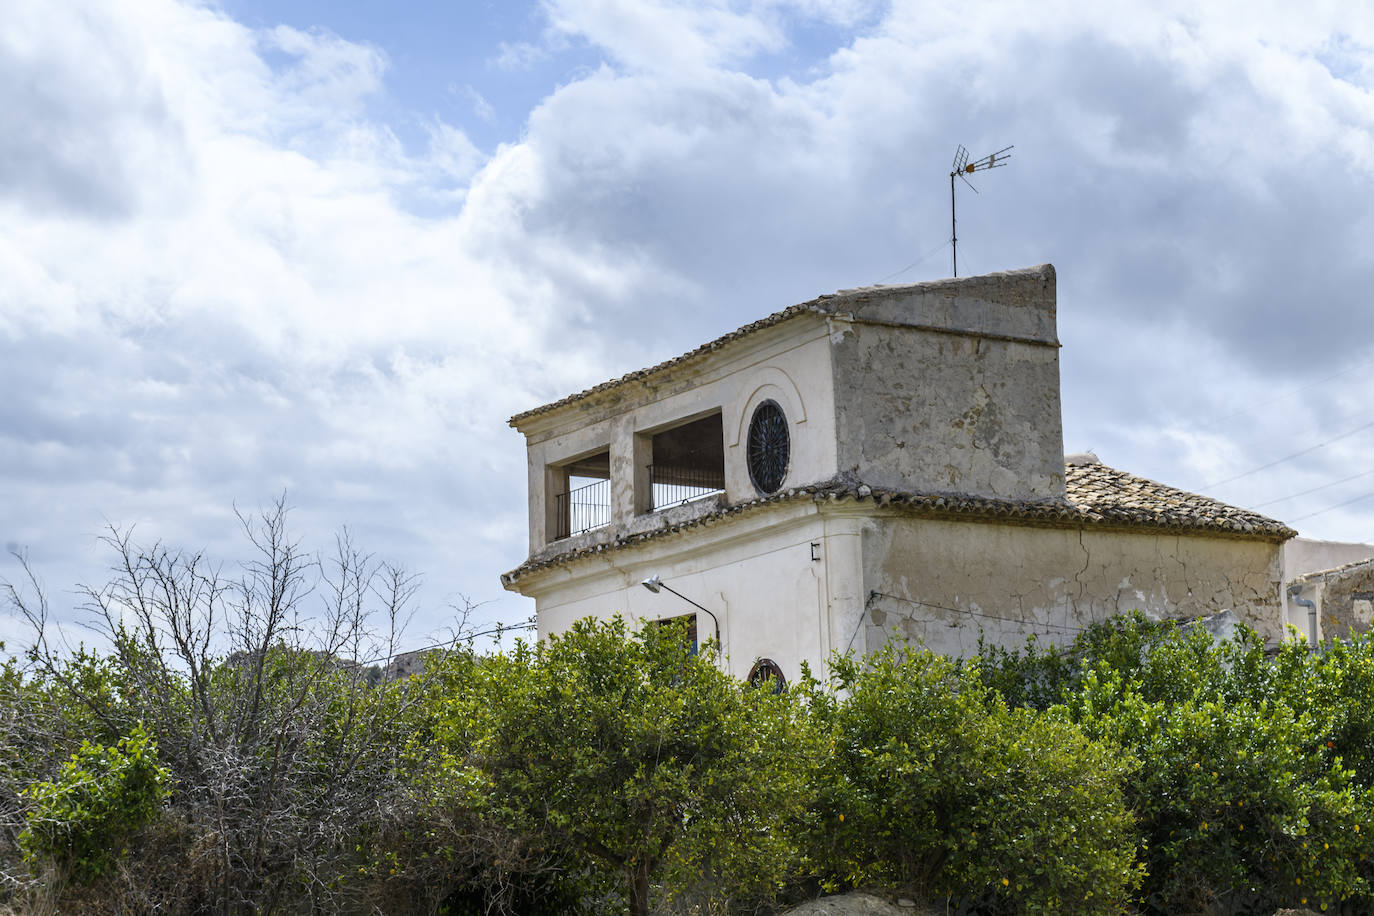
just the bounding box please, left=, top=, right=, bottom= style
left=949, top=144, right=1012, bottom=277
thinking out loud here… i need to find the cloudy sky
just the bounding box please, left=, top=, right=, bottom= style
left=4, top=0, right=1374, bottom=651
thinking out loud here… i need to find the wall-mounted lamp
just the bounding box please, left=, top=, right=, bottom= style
left=641, top=575, right=722, bottom=647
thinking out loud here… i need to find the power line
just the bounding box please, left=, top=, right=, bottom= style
left=1249, top=468, right=1374, bottom=510
left=1203, top=416, right=1374, bottom=490
left=868, top=591, right=1097, bottom=637
left=338, top=619, right=537, bottom=670
left=878, top=239, right=951, bottom=283
left=1289, top=490, right=1374, bottom=523
left=1193, top=355, right=1374, bottom=434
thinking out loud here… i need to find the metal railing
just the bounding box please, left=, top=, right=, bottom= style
left=648, top=463, right=724, bottom=510
left=554, top=478, right=610, bottom=539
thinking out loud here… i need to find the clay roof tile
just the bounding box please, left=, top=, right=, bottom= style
left=501, top=461, right=1293, bottom=586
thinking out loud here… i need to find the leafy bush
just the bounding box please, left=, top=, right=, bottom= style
left=975, top=612, right=1173, bottom=712
left=459, top=616, right=822, bottom=916
left=982, top=614, right=1374, bottom=914
left=1079, top=674, right=1373, bottom=913
left=352, top=647, right=585, bottom=916
left=1281, top=633, right=1374, bottom=790
left=9, top=503, right=1374, bottom=916
left=810, top=646, right=1141, bottom=914
left=19, top=723, right=169, bottom=882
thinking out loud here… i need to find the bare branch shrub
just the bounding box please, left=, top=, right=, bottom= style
left=0, top=497, right=486, bottom=914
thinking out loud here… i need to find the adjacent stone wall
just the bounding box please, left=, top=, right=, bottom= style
left=1295, top=558, right=1374, bottom=639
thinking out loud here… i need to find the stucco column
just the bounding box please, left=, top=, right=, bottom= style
left=542, top=462, right=568, bottom=548
left=526, top=447, right=544, bottom=551
left=610, top=415, right=645, bottom=524
left=821, top=512, right=868, bottom=660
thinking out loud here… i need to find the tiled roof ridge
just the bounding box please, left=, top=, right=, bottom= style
left=508, top=266, right=1055, bottom=426
left=1060, top=462, right=1294, bottom=539
left=501, top=461, right=1294, bottom=586
left=1291, top=553, right=1374, bottom=583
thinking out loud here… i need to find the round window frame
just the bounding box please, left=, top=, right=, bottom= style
left=746, top=399, right=790, bottom=495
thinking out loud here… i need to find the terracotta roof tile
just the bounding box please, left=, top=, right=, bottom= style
left=501, top=462, right=1294, bottom=586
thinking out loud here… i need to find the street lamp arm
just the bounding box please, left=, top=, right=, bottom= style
left=654, top=582, right=722, bottom=647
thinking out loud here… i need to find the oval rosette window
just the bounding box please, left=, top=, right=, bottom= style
left=746, top=400, right=789, bottom=495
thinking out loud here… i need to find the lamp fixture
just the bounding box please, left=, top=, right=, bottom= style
left=640, top=575, right=722, bottom=647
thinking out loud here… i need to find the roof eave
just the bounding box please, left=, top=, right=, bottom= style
left=502, top=479, right=1294, bottom=588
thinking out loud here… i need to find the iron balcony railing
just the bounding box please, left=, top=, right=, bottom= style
left=648, top=463, right=724, bottom=510
left=554, top=478, right=611, bottom=539
left=552, top=463, right=725, bottom=540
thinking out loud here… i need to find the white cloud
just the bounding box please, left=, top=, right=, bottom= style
left=457, top=84, right=497, bottom=124
left=493, top=40, right=550, bottom=71
left=541, top=0, right=785, bottom=73
left=0, top=0, right=590, bottom=642
left=7, top=0, right=1374, bottom=655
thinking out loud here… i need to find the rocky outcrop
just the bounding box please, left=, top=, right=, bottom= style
left=780, top=893, right=939, bottom=916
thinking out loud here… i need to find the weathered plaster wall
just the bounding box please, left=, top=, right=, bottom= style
left=1282, top=537, right=1374, bottom=579
left=516, top=317, right=840, bottom=552
left=1282, top=538, right=1374, bottom=635
left=519, top=503, right=870, bottom=684
left=517, top=499, right=1286, bottom=685
left=1312, top=566, right=1374, bottom=638
left=863, top=516, right=1286, bottom=657
left=829, top=266, right=1065, bottom=501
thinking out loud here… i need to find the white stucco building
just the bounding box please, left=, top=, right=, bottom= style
left=502, top=265, right=1297, bottom=684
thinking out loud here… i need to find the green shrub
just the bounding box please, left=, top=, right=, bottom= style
left=19, top=723, right=170, bottom=883
left=1281, top=632, right=1374, bottom=790
left=811, top=647, right=1141, bottom=914
left=975, top=612, right=1174, bottom=711
left=1078, top=672, right=1373, bottom=913
left=982, top=615, right=1374, bottom=913
left=457, top=616, right=822, bottom=916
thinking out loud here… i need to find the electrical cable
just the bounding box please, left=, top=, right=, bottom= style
left=877, top=240, right=952, bottom=283
left=1193, top=355, right=1374, bottom=433
left=1203, top=417, right=1374, bottom=490
left=868, top=591, right=1098, bottom=636
left=336, top=619, right=537, bottom=670
left=1288, top=490, right=1374, bottom=523
left=1248, top=468, right=1374, bottom=510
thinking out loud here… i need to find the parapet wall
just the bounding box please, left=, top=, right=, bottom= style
left=829, top=264, right=1058, bottom=345
left=828, top=265, right=1065, bottom=501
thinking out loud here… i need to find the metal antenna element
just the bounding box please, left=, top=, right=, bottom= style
left=949, top=144, right=1013, bottom=277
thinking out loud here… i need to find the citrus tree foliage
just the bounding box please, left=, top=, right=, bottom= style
left=8, top=505, right=1374, bottom=916
left=350, top=647, right=585, bottom=916
left=457, top=616, right=820, bottom=916
left=981, top=614, right=1374, bottom=914
left=808, top=646, right=1141, bottom=915
left=1278, top=633, right=1374, bottom=790
left=19, top=723, right=170, bottom=882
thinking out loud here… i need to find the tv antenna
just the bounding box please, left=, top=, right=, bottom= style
left=949, top=144, right=1012, bottom=277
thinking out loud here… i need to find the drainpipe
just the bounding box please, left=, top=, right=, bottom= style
left=1288, top=584, right=1318, bottom=648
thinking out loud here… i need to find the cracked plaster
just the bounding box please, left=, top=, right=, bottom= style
left=865, top=518, right=1284, bottom=657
